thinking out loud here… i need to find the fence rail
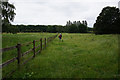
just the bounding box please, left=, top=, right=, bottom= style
left=0, top=46, right=17, bottom=53
left=0, top=57, right=17, bottom=68
left=1, top=33, right=58, bottom=79
left=22, top=48, right=33, bottom=57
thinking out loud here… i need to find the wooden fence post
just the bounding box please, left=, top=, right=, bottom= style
left=40, top=38, right=42, bottom=51
left=45, top=38, right=46, bottom=48
left=17, top=43, right=21, bottom=68
left=33, top=40, right=35, bottom=57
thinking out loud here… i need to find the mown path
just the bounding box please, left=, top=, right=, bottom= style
left=12, top=33, right=118, bottom=78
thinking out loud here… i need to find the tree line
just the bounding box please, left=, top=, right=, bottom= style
left=1, top=1, right=120, bottom=34
left=9, top=22, right=92, bottom=33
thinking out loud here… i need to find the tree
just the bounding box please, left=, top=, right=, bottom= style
left=84, top=20, right=87, bottom=26
left=93, top=6, right=120, bottom=34
left=65, top=20, right=88, bottom=33
left=1, top=1, right=16, bottom=33
left=69, top=24, right=78, bottom=33
left=78, top=24, right=87, bottom=33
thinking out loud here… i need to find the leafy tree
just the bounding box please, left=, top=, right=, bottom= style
left=94, top=6, right=120, bottom=34
left=78, top=24, right=87, bottom=33
left=56, top=25, right=64, bottom=33
left=1, top=1, right=16, bottom=33
left=84, top=20, right=87, bottom=26
left=65, top=20, right=88, bottom=33
left=69, top=24, right=78, bottom=33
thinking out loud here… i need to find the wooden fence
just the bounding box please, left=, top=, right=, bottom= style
left=0, top=33, right=58, bottom=79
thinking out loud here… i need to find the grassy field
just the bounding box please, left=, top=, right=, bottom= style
left=2, top=33, right=119, bottom=78
left=2, top=33, right=56, bottom=77
left=2, top=33, right=55, bottom=61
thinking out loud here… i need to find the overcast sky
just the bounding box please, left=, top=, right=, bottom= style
left=9, top=0, right=120, bottom=27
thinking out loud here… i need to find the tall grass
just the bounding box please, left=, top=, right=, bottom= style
left=2, top=33, right=119, bottom=78
left=2, top=33, right=55, bottom=78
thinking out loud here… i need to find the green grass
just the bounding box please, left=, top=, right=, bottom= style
left=2, top=33, right=55, bottom=48
left=2, top=33, right=119, bottom=78
left=2, top=33, right=55, bottom=61
left=2, top=33, right=56, bottom=77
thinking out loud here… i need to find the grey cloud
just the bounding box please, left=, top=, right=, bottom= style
left=9, top=0, right=120, bottom=27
